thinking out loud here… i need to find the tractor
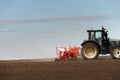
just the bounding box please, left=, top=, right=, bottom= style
left=55, top=46, right=80, bottom=61
left=81, top=27, right=120, bottom=60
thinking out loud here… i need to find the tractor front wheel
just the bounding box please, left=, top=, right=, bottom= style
left=111, top=47, right=120, bottom=59
left=81, top=42, right=100, bottom=60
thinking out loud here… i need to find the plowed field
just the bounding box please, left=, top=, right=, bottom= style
left=0, top=57, right=120, bottom=80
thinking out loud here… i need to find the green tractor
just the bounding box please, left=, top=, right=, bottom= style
left=81, top=27, right=120, bottom=60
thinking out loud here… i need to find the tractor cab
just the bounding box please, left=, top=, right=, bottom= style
left=87, top=27, right=109, bottom=46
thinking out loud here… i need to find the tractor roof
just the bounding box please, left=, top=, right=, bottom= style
left=87, top=30, right=103, bottom=32
left=87, top=27, right=106, bottom=32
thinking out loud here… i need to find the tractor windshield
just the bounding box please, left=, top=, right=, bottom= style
left=95, top=32, right=102, bottom=46
left=96, top=32, right=102, bottom=39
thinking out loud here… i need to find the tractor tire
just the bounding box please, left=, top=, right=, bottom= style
left=81, top=42, right=100, bottom=60
left=111, top=47, right=120, bottom=59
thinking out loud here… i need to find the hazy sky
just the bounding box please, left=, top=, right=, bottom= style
left=0, top=0, right=120, bottom=60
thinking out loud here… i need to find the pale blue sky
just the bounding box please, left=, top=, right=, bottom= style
left=0, top=0, right=120, bottom=60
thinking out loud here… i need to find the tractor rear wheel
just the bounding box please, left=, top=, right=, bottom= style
left=111, top=47, right=120, bottom=59
left=81, top=42, right=100, bottom=60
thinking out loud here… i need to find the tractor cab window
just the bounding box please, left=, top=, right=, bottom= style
left=95, top=32, right=102, bottom=45
left=96, top=32, right=102, bottom=39
left=91, top=32, right=95, bottom=40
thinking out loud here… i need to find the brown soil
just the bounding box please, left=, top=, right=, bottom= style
left=0, top=57, right=120, bottom=80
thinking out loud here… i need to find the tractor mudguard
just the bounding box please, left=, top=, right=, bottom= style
left=81, top=40, right=100, bottom=49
